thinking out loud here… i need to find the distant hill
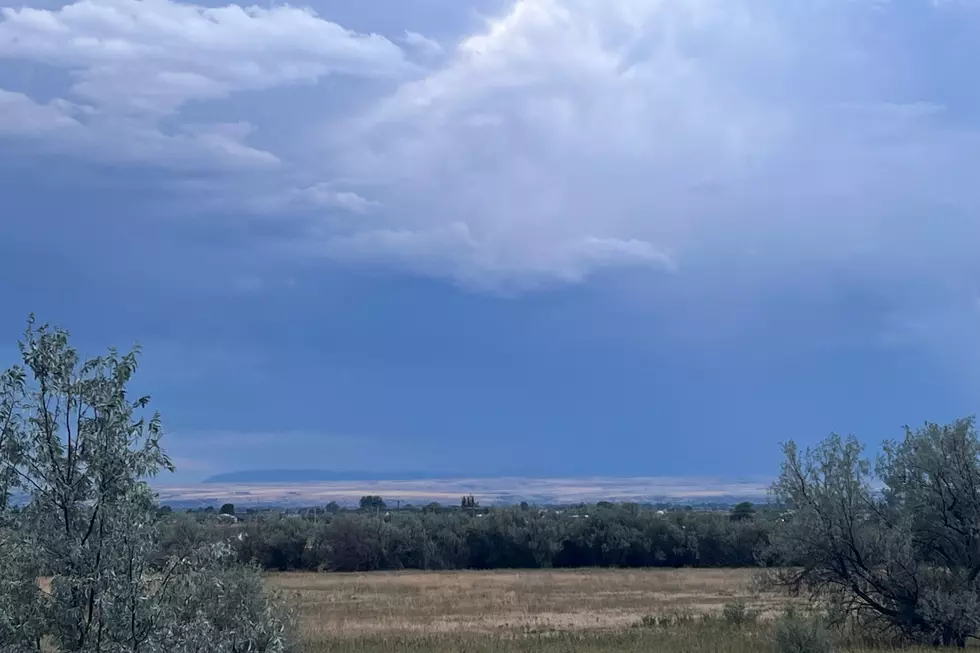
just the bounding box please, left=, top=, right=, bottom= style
left=163, top=474, right=772, bottom=508
left=202, top=470, right=473, bottom=484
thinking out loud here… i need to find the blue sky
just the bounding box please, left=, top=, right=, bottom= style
left=2, top=0, right=980, bottom=483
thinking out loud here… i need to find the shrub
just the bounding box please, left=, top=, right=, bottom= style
left=634, top=615, right=658, bottom=629
left=633, top=613, right=696, bottom=629
left=774, top=610, right=833, bottom=653
left=722, top=598, right=758, bottom=628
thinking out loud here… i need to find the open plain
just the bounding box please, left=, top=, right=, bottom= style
left=272, top=568, right=934, bottom=653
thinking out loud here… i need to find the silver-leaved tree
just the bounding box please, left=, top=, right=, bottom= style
left=770, top=417, right=980, bottom=647
left=0, top=318, right=295, bottom=653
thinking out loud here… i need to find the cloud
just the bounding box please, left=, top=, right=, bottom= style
left=0, top=0, right=412, bottom=168
left=269, top=183, right=381, bottom=214
left=168, top=121, right=281, bottom=168
left=402, top=30, right=444, bottom=58
left=3, top=0, right=980, bottom=294
left=0, top=0, right=412, bottom=115
left=0, top=90, right=81, bottom=134
left=313, top=0, right=980, bottom=289
left=322, top=222, right=673, bottom=291
left=0, top=96, right=280, bottom=168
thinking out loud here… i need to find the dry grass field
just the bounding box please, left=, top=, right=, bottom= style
left=270, top=568, right=939, bottom=653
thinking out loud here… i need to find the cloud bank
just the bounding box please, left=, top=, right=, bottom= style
left=0, top=0, right=411, bottom=168
left=2, top=0, right=980, bottom=292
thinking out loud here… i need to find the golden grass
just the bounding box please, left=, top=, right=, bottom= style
left=273, top=568, right=775, bottom=639
left=271, top=568, right=943, bottom=653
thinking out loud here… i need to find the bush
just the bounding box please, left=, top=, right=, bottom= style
left=773, top=610, right=833, bottom=653
left=634, top=615, right=658, bottom=629
left=633, top=613, right=696, bottom=629
left=722, top=598, right=758, bottom=628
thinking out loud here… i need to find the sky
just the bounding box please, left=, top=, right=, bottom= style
left=2, top=0, right=980, bottom=483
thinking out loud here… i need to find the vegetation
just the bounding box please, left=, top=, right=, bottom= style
left=358, top=496, right=385, bottom=512
left=769, top=418, right=980, bottom=647
left=159, top=501, right=774, bottom=572
left=6, top=317, right=980, bottom=651
left=271, top=568, right=933, bottom=653
left=772, top=610, right=833, bottom=653
left=0, top=320, right=293, bottom=652
left=729, top=501, right=756, bottom=522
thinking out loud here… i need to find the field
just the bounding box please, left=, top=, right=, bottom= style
left=271, top=569, right=936, bottom=653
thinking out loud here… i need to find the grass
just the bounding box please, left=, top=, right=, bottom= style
left=269, top=568, right=943, bottom=652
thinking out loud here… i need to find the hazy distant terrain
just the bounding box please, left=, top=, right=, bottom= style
left=155, top=475, right=770, bottom=508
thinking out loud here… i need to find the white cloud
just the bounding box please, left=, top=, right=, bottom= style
left=0, top=0, right=413, bottom=115
left=283, top=184, right=380, bottom=214
left=322, top=222, right=672, bottom=291
left=3, top=0, right=980, bottom=293
left=313, top=0, right=980, bottom=289
left=0, top=90, right=80, bottom=134
left=205, top=181, right=382, bottom=216
left=0, top=96, right=281, bottom=168
left=402, top=30, right=444, bottom=58
left=0, top=0, right=412, bottom=167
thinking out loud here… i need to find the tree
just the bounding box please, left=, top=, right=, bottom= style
left=770, top=418, right=980, bottom=647
left=460, top=495, right=478, bottom=510
left=219, top=503, right=236, bottom=516
left=729, top=501, right=755, bottom=522
left=322, top=515, right=384, bottom=571
left=0, top=319, right=294, bottom=653
left=359, top=495, right=386, bottom=512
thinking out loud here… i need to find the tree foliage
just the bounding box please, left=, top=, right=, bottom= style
left=730, top=502, right=755, bottom=522
left=0, top=319, right=294, bottom=653
left=769, top=417, right=980, bottom=647
left=167, top=501, right=774, bottom=573
left=359, top=495, right=386, bottom=512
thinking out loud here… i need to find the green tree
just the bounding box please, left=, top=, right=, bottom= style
left=770, top=418, right=980, bottom=647
left=359, top=495, right=386, bottom=512
left=729, top=501, right=755, bottom=522
left=0, top=319, right=293, bottom=652
left=219, top=502, right=236, bottom=516
left=460, top=495, right=478, bottom=510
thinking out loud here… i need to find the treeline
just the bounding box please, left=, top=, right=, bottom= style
left=156, top=502, right=774, bottom=572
